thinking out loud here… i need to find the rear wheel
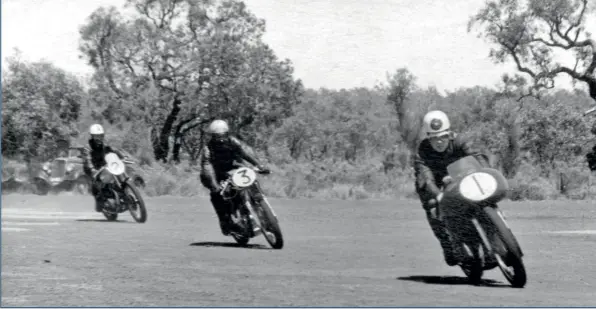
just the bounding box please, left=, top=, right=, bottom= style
left=124, top=183, right=147, bottom=223
left=484, top=206, right=527, bottom=288
left=229, top=199, right=251, bottom=246
left=102, top=210, right=118, bottom=221
left=230, top=212, right=250, bottom=246
left=460, top=243, right=483, bottom=284
left=232, top=233, right=250, bottom=246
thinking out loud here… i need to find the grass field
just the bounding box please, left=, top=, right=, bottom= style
left=2, top=194, right=596, bottom=306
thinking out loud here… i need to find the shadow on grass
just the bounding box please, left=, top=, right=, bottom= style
left=397, top=275, right=510, bottom=288
left=190, top=241, right=269, bottom=250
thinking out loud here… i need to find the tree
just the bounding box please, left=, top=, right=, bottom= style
left=469, top=0, right=596, bottom=101
left=385, top=68, right=420, bottom=151
left=516, top=90, right=591, bottom=173
left=79, top=0, right=303, bottom=163
left=2, top=53, right=84, bottom=162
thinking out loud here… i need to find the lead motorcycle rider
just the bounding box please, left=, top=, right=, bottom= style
left=200, top=119, right=270, bottom=236
left=83, top=124, right=126, bottom=212
left=413, top=110, right=490, bottom=266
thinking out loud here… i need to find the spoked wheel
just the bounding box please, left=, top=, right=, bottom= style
left=232, top=232, right=250, bottom=246
left=229, top=207, right=251, bottom=245
left=254, top=197, right=284, bottom=249
left=123, top=183, right=147, bottom=223
left=102, top=209, right=118, bottom=221
left=230, top=201, right=252, bottom=246
left=460, top=243, right=484, bottom=285
left=484, top=207, right=527, bottom=288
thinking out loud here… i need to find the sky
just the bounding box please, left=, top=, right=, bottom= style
left=1, top=0, right=589, bottom=92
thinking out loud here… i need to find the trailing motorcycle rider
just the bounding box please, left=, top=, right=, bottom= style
left=82, top=124, right=126, bottom=212
left=413, top=110, right=490, bottom=266
left=200, top=119, right=271, bottom=236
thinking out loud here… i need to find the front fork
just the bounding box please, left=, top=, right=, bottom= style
left=446, top=204, right=500, bottom=264
left=243, top=195, right=263, bottom=236
left=470, top=206, right=508, bottom=263
left=230, top=190, right=263, bottom=237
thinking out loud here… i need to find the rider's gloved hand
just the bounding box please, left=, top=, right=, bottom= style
left=429, top=207, right=439, bottom=220
left=213, top=184, right=224, bottom=193
left=257, top=165, right=271, bottom=174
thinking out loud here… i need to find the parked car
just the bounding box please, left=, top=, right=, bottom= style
left=32, top=147, right=146, bottom=195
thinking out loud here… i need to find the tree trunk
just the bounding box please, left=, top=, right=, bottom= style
left=502, top=119, right=520, bottom=178
left=588, top=78, right=596, bottom=102
left=172, top=117, right=213, bottom=164
left=153, top=96, right=182, bottom=163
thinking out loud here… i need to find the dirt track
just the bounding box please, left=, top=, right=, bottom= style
left=2, top=194, right=596, bottom=306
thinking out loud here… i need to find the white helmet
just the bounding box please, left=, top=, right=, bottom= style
left=208, top=119, right=229, bottom=134
left=89, top=124, right=105, bottom=135
left=422, top=110, right=451, bottom=137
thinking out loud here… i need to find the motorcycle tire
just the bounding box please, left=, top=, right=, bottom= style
left=231, top=216, right=250, bottom=246
left=460, top=242, right=484, bottom=285
left=123, top=182, right=147, bottom=223
left=254, top=197, right=284, bottom=249
left=102, top=210, right=118, bottom=221
left=232, top=232, right=250, bottom=246
left=230, top=200, right=251, bottom=246
left=484, top=206, right=527, bottom=288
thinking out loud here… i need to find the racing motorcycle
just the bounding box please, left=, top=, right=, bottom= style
left=219, top=166, right=284, bottom=249
left=436, top=155, right=526, bottom=288
left=93, top=153, right=147, bottom=223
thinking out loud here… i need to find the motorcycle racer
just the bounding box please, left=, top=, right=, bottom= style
left=199, top=119, right=270, bottom=236
left=82, top=124, right=126, bottom=212
left=413, top=110, right=490, bottom=266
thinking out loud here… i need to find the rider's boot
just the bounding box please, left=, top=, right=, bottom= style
left=92, top=184, right=103, bottom=212
left=94, top=198, right=102, bottom=212
left=429, top=216, right=461, bottom=266
left=210, top=193, right=233, bottom=236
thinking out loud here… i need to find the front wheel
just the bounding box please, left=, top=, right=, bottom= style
left=484, top=206, right=527, bottom=288
left=123, top=182, right=147, bottom=223
left=254, top=196, right=284, bottom=249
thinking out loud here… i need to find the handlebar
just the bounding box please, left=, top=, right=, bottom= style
left=584, top=107, right=596, bottom=116
left=218, top=166, right=271, bottom=196
left=93, top=166, right=106, bottom=179
left=93, top=157, right=134, bottom=179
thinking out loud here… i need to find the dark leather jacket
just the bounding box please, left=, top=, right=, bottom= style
left=414, top=134, right=489, bottom=197
left=83, top=139, right=124, bottom=176
left=200, top=136, right=262, bottom=186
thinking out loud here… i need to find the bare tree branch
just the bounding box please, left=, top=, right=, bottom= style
left=564, top=0, right=587, bottom=38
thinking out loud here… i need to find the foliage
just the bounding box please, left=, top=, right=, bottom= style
left=1, top=53, right=86, bottom=162
left=4, top=0, right=596, bottom=202
left=78, top=0, right=303, bottom=163
left=469, top=0, right=596, bottom=101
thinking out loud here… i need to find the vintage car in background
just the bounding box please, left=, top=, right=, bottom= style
left=32, top=146, right=146, bottom=195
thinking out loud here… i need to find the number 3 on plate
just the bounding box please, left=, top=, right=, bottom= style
left=239, top=169, right=252, bottom=184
